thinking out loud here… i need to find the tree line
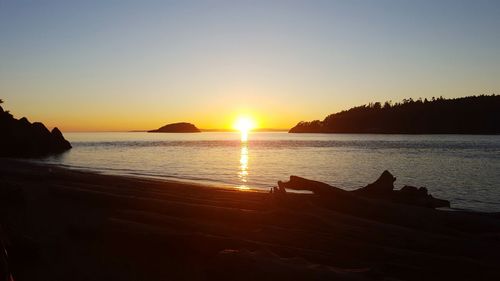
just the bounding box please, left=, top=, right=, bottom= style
left=289, top=95, right=500, bottom=134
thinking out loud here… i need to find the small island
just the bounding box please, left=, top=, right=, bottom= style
left=148, top=122, right=201, bottom=133
left=290, top=95, right=500, bottom=134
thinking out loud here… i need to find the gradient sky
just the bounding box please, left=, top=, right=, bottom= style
left=1, top=0, right=499, bottom=131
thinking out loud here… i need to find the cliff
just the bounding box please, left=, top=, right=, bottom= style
left=0, top=104, right=71, bottom=157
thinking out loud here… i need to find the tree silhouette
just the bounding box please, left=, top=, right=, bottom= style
left=290, top=95, right=500, bottom=134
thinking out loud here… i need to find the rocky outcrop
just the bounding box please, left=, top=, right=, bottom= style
left=275, top=171, right=450, bottom=208
left=148, top=122, right=200, bottom=133
left=0, top=105, right=71, bottom=157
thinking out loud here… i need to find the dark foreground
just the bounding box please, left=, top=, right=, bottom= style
left=0, top=159, right=499, bottom=281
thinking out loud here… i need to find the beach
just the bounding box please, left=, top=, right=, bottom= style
left=41, top=132, right=500, bottom=212
left=1, top=158, right=500, bottom=281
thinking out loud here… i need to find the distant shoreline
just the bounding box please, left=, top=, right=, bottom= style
left=289, top=132, right=500, bottom=135
left=290, top=95, right=500, bottom=134
left=68, top=131, right=500, bottom=135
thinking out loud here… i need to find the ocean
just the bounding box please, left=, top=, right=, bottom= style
left=36, top=132, right=500, bottom=212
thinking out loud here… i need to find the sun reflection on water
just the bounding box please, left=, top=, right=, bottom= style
left=237, top=135, right=250, bottom=190
left=241, top=131, right=248, bottom=142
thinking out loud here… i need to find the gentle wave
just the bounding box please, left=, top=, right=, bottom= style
left=41, top=132, right=500, bottom=212
left=73, top=139, right=500, bottom=150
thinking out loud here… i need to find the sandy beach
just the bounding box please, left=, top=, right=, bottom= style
left=1, top=158, right=500, bottom=281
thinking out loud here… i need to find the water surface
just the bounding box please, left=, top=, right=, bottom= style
left=39, top=132, right=500, bottom=212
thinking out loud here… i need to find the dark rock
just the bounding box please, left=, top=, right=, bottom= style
left=148, top=122, right=201, bottom=133
left=51, top=127, right=72, bottom=152
left=18, top=117, right=28, bottom=122
left=19, top=117, right=31, bottom=127
left=0, top=106, right=71, bottom=158
left=32, top=122, right=50, bottom=135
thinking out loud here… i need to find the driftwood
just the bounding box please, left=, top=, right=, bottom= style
left=276, top=171, right=450, bottom=209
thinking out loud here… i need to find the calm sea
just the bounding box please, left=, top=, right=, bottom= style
left=37, top=132, right=500, bottom=212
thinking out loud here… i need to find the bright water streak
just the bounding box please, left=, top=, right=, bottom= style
left=39, top=132, right=500, bottom=212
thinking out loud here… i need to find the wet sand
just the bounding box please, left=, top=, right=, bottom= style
left=0, top=158, right=499, bottom=281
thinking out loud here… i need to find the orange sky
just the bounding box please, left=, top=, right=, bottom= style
left=5, top=95, right=329, bottom=131
left=2, top=1, right=499, bottom=131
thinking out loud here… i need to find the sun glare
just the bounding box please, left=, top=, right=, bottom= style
left=233, top=116, right=256, bottom=142
left=233, top=116, right=256, bottom=133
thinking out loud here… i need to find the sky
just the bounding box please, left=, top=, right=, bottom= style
left=1, top=0, right=499, bottom=131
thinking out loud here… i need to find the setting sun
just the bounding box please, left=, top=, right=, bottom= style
left=233, top=116, right=256, bottom=142
left=233, top=116, right=256, bottom=133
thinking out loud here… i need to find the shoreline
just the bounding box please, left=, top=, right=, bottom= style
left=25, top=158, right=266, bottom=193
left=22, top=159, right=495, bottom=213
left=1, top=158, right=500, bottom=280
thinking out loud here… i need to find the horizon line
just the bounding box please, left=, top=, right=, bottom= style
left=62, top=128, right=290, bottom=133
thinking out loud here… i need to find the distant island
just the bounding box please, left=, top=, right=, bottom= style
left=0, top=99, right=71, bottom=157
left=148, top=122, right=201, bottom=133
left=290, top=95, right=500, bottom=134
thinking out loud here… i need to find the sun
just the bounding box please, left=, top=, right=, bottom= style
left=233, top=116, right=256, bottom=133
